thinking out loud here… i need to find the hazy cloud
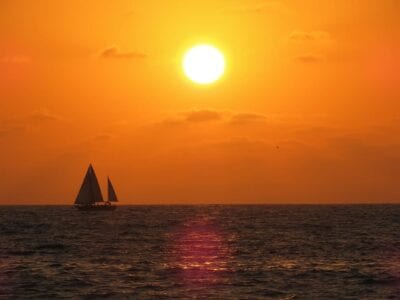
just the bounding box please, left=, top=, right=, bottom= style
left=223, top=1, right=285, bottom=14
left=0, top=125, right=25, bottom=139
left=29, top=108, right=62, bottom=122
left=0, top=108, right=63, bottom=139
left=230, top=113, right=267, bottom=125
left=158, top=109, right=270, bottom=127
left=295, top=53, right=324, bottom=63
left=155, top=110, right=223, bottom=127
left=207, top=136, right=272, bottom=151
left=0, top=55, right=31, bottom=64
left=157, top=118, right=185, bottom=127
left=289, top=30, right=332, bottom=43
left=93, top=133, right=113, bottom=142
left=184, top=110, right=223, bottom=123
left=288, top=30, right=334, bottom=63
left=100, top=46, right=147, bottom=59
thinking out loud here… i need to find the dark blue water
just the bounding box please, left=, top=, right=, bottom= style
left=1, top=205, right=400, bottom=299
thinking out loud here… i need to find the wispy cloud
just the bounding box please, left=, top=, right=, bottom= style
left=230, top=113, right=267, bottom=125
left=295, top=53, right=324, bottom=64
left=0, top=55, right=31, bottom=64
left=29, top=108, right=63, bottom=122
left=158, top=109, right=270, bottom=127
left=0, top=108, right=63, bottom=139
left=289, top=30, right=332, bottom=43
left=223, top=1, right=285, bottom=14
left=184, top=110, right=223, bottom=123
left=0, top=125, right=25, bottom=138
left=100, top=46, right=147, bottom=59
left=92, top=133, right=113, bottom=142
left=288, top=30, right=334, bottom=63
left=157, top=109, right=224, bottom=126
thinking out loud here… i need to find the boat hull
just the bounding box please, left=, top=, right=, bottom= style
left=75, top=205, right=117, bottom=211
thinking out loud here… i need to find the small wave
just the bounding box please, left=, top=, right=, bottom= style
left=262, top=289, right=286, bottom=297
left=83, top=292, right=115, bottom=299
left=361, top=276, right=400, bottom=286
left=34, top=243, right=67, bottom=251
left=65, top=278, right=94, bottom=288
left=7, top=250, right=35, bottom=256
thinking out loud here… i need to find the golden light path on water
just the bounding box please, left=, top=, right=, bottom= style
left=166, top=215, right=234, bottom=286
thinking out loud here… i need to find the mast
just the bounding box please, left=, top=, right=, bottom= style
left=75, top=164, right=104, bottom=205
left=108, top=177, right=118, bottom=203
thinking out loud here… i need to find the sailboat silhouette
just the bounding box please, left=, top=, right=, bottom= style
left=74, top=164, right=118, bottom=211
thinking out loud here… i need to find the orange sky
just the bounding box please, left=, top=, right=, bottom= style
left=1, top=0, right=400, bottom=204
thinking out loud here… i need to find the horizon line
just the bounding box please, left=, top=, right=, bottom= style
left=1, top=203, right=400, bottom=206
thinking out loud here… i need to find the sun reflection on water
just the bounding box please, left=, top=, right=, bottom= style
left=167, top=216, right=233, bottom=286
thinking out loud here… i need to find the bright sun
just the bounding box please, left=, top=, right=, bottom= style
left=183, top=45, right=225, bottom=85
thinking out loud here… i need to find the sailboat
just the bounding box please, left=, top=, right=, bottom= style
left=74, top=164, right=118, bottom=211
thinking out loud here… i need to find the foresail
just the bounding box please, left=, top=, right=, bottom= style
left=108, top=178, right=118, bottom=202
left=74, top=165, right=104, bottom=205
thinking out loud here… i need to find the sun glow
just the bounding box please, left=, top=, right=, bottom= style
left=183, top=45, right=225, bottom=85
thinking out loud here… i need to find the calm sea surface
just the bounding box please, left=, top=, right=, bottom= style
left=1, top=205, right=400, bottom=299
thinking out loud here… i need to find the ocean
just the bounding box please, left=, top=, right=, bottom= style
left=0, top=205, right=400, bottom=299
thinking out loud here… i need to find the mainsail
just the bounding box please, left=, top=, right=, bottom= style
left=75, top=165, right=104, bottom=205
left=108, top=177, right=118, bottom=202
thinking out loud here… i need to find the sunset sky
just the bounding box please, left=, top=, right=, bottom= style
left=1, top=0, right=400, bottom=204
